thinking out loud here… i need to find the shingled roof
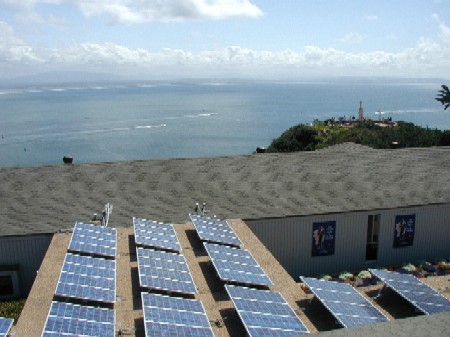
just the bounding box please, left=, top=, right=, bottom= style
left=2, top=143, right=450, bottom=236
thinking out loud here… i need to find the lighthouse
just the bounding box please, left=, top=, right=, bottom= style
left=358, top=101, right=364, bottom=120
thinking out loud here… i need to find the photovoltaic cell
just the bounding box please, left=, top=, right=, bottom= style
left=133, top=217, right=181, bottom=252
left=68, top=222, right=117, bottom=257
left=55, top=253, right=116, bottom=303
left=137, top=247, right=197, bottom=295
left=42, top=301, right=115, bottom=337
left=225, top=285, right=309, bottom=337
left=62, top=253, right=114, bottom=278
left=190, top=214, right=243, bottom=247
left=141, top=292, right=214, bottom=337
left=204, top=242, right=272, bottom=287
left=300, top=277, right=389, bottom=328
left=369, top=269, right=450, bottom=315
left=0, top=317, right=13, bottom=337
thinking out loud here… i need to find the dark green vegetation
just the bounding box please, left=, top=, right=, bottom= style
left=268, top=84, right=450, bottom=153
left=0, top=298, right=25, bottom=323
left=267, top=121, right=450, bottom=153
left=436, top=85, right=450, bottom=110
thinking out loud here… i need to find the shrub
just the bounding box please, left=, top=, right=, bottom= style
left=0, top=298, right=26, bottom=323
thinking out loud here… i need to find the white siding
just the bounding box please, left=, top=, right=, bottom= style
left=376, top=205, right=450, bottom=266
left=246, top=203, right=450, bottom=278
left=0, top=234, right=52, bottom=296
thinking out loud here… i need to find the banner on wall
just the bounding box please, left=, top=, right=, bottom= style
left=393, top=214, right=415, bottom=248
left=312, top=221, right=336, bottom=256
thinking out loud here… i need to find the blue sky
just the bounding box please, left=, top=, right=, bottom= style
left=0, top=0, right=449, bottom=81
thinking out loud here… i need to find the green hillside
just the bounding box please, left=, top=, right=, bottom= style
left=267, top=120, right=450, bottom=153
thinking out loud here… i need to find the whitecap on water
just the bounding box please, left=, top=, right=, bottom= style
left=135, top=124, right=167, bottom=129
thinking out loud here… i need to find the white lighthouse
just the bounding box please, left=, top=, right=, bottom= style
left=358, top=101, right=364, bottom=120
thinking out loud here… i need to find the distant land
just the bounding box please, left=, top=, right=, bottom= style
left=1, top=72, right=448, bottom=89
left=267, top=119, right=450, bottom=153
left=0, top=71, right=128, bottom=88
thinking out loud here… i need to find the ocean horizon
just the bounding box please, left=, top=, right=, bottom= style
left=1, top=78, right=449, bottom=168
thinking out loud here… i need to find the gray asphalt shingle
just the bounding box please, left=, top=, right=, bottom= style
left=1, top=144, right=450, bottom=236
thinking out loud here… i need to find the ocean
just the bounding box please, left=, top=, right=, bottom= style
left=0, top=79, right=448, bottom=168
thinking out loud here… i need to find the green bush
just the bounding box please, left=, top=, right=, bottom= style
left=0, top=299, right=26, bottom=323
left=268, top=121, right=447, bottom=152
left=267, top=124, right=319, bottom=152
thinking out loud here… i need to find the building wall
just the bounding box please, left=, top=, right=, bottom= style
left=245, top=203, right=450, bottom=278
left=0, top=234, right=52, bottom=297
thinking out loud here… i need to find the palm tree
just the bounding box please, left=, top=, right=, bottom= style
left=436, top=85, right=450, bottom=110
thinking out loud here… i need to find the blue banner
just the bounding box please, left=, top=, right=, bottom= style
left=312, top=221, right=336, bottom=256
left=393, top=214, right=415, bottom=248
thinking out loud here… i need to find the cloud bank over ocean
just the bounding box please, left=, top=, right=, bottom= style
left=0, top=1, right=449, bottom=81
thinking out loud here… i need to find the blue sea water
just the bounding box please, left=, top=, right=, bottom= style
left=0, top=80, right=448, bottom=168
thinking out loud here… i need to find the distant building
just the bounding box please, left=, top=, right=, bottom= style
left=358, top=100, right=364, bottom=120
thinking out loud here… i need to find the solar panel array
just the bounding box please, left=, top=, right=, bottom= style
left=300, top=277, right=389, bottom=328
left=133, top=218, right=181, bottom=252
left=225, top=285, right=309, bottom=337
left=204, top=243, right=272, bottom=287
left=0, top=317, right=13, bottom=337
left=55, top=253, right=116, bottom=303
left=42, top=301, right=115, bottom=337
left=68, top=223, right=117, bottom=257
left=137, top=247, right=197, bottom=295
left=369, top=269, right=450, bottom=315
left=142, top=292, right=214, bottom=337
left=190, top=214, right=243, bottom=247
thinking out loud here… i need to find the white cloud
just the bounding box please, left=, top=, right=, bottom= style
left=0, top=0, right=67, bottom=30
left=0, top=0, right=61, bottom=11
left=0, top=21, right=42, bottom=63
left=1, top=39, right=450, bottom=79
left=0, top=0, right=40, bottom=11
left=0, top=0, right=263, bottom=24
left=73, top=0, right=263, bottom=23
left=1, top=14, right=450, bottom=80
left=36, top=41, right=448, bottom=78
left=432, top=13, right=450, bottom=37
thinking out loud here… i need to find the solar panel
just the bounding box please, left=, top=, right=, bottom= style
left=68, top=222, right=117, bottom=257
left=225, top=285, right=309, bottom=337
left=369, top=269, right=450, bottom=315
left=0, top=317, right=13, bottom=337
left=137, top=247, right=197, bottom=295
left=141, top=292, right=214, bottom=337
left=300, top=277, right=389, bottom=328
left=42, top=301, right=115, bottom=337
left=204, top=243, right=272, bottom=287
left=133, top=217, right=181, bottom=252
left=55, top=253, right=116, bottom=303
left=190, top=214, right=243, bottom=247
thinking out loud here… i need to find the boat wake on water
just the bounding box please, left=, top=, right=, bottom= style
left=135, top=124, right=167, bottom=129
left=375, top=108, right=441, bottom=115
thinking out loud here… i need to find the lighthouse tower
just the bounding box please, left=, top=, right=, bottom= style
left=358, top=101, right=364, bottom=120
